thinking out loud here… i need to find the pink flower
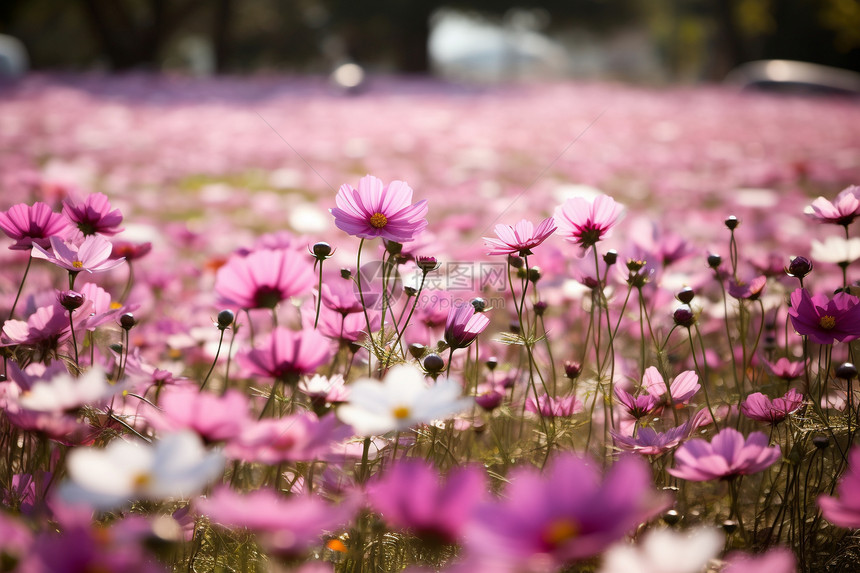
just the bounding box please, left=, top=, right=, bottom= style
left=764, top=357, right=806, bottom=380
left=614, top=387, right=661, bottom=419
left=366, top=459, right=485, bottom=544
left=146, top=388, right=249, bottom=444
left=806, top=185, right=860, bottom=226
left=330, top=175, right=428, bottom=242
left=740, top=389, right=803, bottom=424
left=32, top=235, right=125, bottom=274
left=0, top=202, right=69, bottom=250
left=237, top=327, right=332, bottom=383
left=525, top=393, right=584, bottom=417
left=787, top=288, right=860, bottom=345
left=668, top=427, right=781, bottom=481
left=444, top=303, right=490, bottom=349
left=819, top=447, right=860, bottom=528
left=483, top=217, right=557, bottom=256
left=225, top=412, right=350, bottom=463
left=728, top=275, right=767, bottom=300
left=467, top=454, right=670, bottom=566
left=215, top=249, right=314, bottom=310
left=554, top=195, right=624, bottom=252
left=642, top=366, right=700, bottom=406
left=320, top=276, right=364, bottom=315
left=723, top=547, right=797, bottom=573
left=62, top=192, right=124, bottom=236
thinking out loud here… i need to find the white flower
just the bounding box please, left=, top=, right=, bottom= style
left=599, top=527, right=723, bottom=573
left=811, top=236, right=860, bottom=265
left=336, top=365, right=472, bottom=436
left=18, top=366, right=118, bottom=412
left=62, top=431, right=224, bottom=509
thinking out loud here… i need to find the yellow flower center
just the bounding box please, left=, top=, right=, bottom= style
left=132, top=472, right=152, bottom=490
left=72, top=261, right=84, bottom=269
left=392, top=406, right=411, bottom=420
left=542, top=518, right=579, bottom=548
left=369, top=212, right=388, bottom=229
left=110, top=301, right=122, bottom=310
left=819, top=315, right=837, bottom=330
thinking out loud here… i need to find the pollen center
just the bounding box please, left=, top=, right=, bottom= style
left=369, top=212, right=388, bottom=229
left=392, top=406, right=411, bottom=419
left=542, top=518, right=579, bottom=548
left=131, top=472, right=152, bottom=490
left=819, top=315, right=837, bottom=330
left=72, top=261, right=84, bottom=269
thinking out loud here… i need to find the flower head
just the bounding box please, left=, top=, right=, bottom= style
left=806, top=185, right=860, bottom=226
left=642, top=366, right=700, bottom=407
left=810, top=235, right=860, bottom=265
left=444, top=303, right=490, bottom=350
left=62, top=193, right=124, bottom=236
left=330, top=175, right=428, bottom=242
left=237, top=328, right=332, bottom=384
left=0, top=202, right=69, bottom=250
left=215, top=249, right=314, bottom=310
left=764, top=357, right=806, bottom=380
left=32, top=235, right=125, bottom=273
left=668, top=427, right=781, bottom=481
left=555, top=195, right=624, bottom=252
left=336, top=365, right=472, bottom=436
left=787, top=288, right=860, bottom=345
left=484, top=217, right=557, bottom=256
left=599, top=527, right=723, bottom=573
left=819, top=447, right=860, bottom=528
left=741, top=389, right=803, bottom=424
left=525, top=393, right=584, bottom=417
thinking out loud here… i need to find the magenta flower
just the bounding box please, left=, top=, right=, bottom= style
left=330, top=175, right=428, bottom=242
left=614, top=387, right=661, bottom=419
left=525, top=393, right=584, bottom=417
left=146, top=388, right=249, bottom=444
left=554, top=195, right=624, bottom=252
left=0, top=202, right=69, bottom=250
left=612, top=424, right=691, bottom=456
left=728, top=275, right=767, bottom=300
left=215, top=249, right=314, bottom=310
left=642, top=366, right=700, bottom=406
left=819, top=447, right=860, bottom=528
left=764, top=357, right=806, bottom=381
left=1, top=301, right=73, bottom=358
left=668, top=427, right=781, bottom=481
left=787, top=288, right=860, bottom=345
left=32, top=235, right=125, bottom=274
left=724, top=547, right=796, bottom=573
left=444, top=303, right=490, bottom=349
left=806, top=185, right=860, bottom=226
left=62, top=193, right=124, bottom=236
left=467, top=454, right=669, bottom=566
left=225, top=412, right=350, bottom=463
left=741, top=389, right=803, bottom=424
left=237, top=327, right=332, bottom=383
left=366, top=459, right=485, bottom=544
left=483, top=217, right=557, bottom=256
left=320, top=276, right=364, bottom=315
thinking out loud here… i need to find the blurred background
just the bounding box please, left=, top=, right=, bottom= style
left=1, top=0, right=859, bottom=83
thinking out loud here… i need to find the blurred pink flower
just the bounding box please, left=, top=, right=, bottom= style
left=806, top=185, right=860, bottom=226
left=740, top=389, right=803, bottom=424
left=555, top=195, right=624, bottom=252
left=764, top=357, right=806, bottom=381
left=146, top=388, right=249, bottom=444
left=62, top=192, right=124, bottom=236
left=215, top=248, right=314, bottom=310
left=0, top=202, right=68, bottom=250
left=444, top=303, right=489, bottom=350
left=819, top=447, right=860, bottom=528
left=330, top=175, right=428, bottom=242
left=669, top=427, right=781, bottom=481
left=723, top=547, right=796, bottom=573
left=642, top=366, right=700, bottom=406
left=614, top=386, right=661, bottom=419
left=366, top=459, right=485, bottom=544
left=225, top=412, right=350, bottom=463
left=525, top=393, right=584, bottom=417
left=728, top=275, right=767, bottom=300
left=483, top=217, right=557, bottom=256
left=32, top=235, right=125, bottom=274
left=237, top=327, right=332, bottom=384
left=787, top=288, right=860, bottom=345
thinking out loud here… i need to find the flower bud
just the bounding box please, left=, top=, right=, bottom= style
left=119, top=313, right=136, bottom=330
left=626, top=259, right=645, bottom=272
left=534, top=301, right=548, bottom=316
left=416, top=256, right=439, bottom=273
left=408, top=343, right=425, bottom=360
left=527, top=267, right=541, bottom=284
left=676, top=287, right=695, bottom=304
left=507, top=255, right=524, bottom=269
left=673, top=304, right=696, bottom=328
left=836, top=362, right=858, bottom=380
left=564, top=361, right=582, bottom=379
left=58, top=290, right=85, bottom=311
left=812, top=435, right=830, bottom=450
left=724, top=216, right=739, bottom=230
left=311, top=242, right=333, bottom=259
left=423, top=353, right=445, bottom=374
left=707, top=253, right=722, bottom=269
left=603, top=250, right=618, bottom=266
left=216, top=309, right=235, bottom=330
left=785, top=256, right=813, bottom=279
left=340, top=268, right=352, bottom=280
left=471, top=298, right=487, bottom=312
left=486, top=356, right=498, bottom=371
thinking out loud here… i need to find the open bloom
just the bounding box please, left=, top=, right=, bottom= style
left=0, top=202, right=69, bottom=250
left=599, top=527, right=723, bottom=573
left=787, top=288, right=860, bottom=345
left=526, top=393, right=584, bottom=417
left=226, top=412, right=350, bottom=463
left=444, top=303, right=490, bottom=349
left=215, top=248, right=314, bottom=310
left=337, top=365, right=472, bottom=436
left=741, top=389, right=803, bottom=424
left=483, top=217, right=557, bottom=256
left=466, top=454, right=670, bottom=567
left=819, top=447, right=860, bottom=528
left=62, top=193, right=124, bottom=236
left=146, top=388, right=249, bottom=444
left=62, top=432, right=224, bottom=509
left=811, top=235, right=860, bottom=265
left=366, top=459, right=485, bottom=544
left=764, top=357, right=806, bottom=380
left=17, top=366, right=117, bottom=413
left=728, top=275, right=767, bottom=300
left=330, top=175, right=428, bottom=242
left=642, top=367, right=700, bottom=406
left=806, top=185, right=860, bottom=226
left=237, top=328, right=332, bottom=384
left=32, top=235, right=125, bottom=273
left=554, top=195, right=624, bottom=252
left=668, top=427, right=781, bottom=481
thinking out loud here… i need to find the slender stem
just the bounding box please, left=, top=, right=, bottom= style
left=8, top=253, right=33, bottom=320
left=200, top=328, right=227, bottom=390
left=313, top=260, right=324, bottom=328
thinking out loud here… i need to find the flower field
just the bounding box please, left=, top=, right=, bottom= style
left=2, top=74, right=860, bottom=572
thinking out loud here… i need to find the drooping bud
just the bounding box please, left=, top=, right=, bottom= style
left=676, top=287, right=695, bottom=304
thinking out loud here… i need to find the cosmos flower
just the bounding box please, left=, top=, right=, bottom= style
left=16, top=366, right=118, bottom=413
left=225, top=412, right=350, bottom=464
left=723, top=547, right=796, bottom=573
left=727, top=275, right=767, bottom=300
left=62, top=192, right=124, bottom=236
left=599, top=526, right=723, bottom=573
left=764, top=357, right=806, bottom=381
left=740, top=389, right=803, bottom=424
left=525, top=393, right=584, bottom=417
left=146, top=388, right=249, bottom=444
left=336, top=365, right=472, bottom=436
left=642, top=367, right=700, bottom=407
left=810, top=235, right=860, bottom=265
left=0, top=202, right=69, bottom=250
left=237, top=327, right=332, bottom=384
left=805, top=185, right=860, bottom=226
left=668, top=427, right=781, bottom=481
left=819, top=447, right=860, bottom=528
left=31, top=235, right=125, bottom=273
left=787, top=288, right=860, bottom=345
left=330, top=175, right=428, bottom=242
left=483, top=217, right=557, bottom=256
left=215, top=248, right=315, bottom=310
left=444, top=303, right=490, bottom=350
left=554, top=195, right=624, bottom=252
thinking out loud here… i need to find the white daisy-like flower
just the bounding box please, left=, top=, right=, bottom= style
left=17, top=366, right=118, bottom=412
left=336, top=364, right=472, bottom=436
left=811, top=236, right=860, bottom=265
left=599, top=527, right=723, bottom=573
left=61, top=431, right=224, bottom=509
